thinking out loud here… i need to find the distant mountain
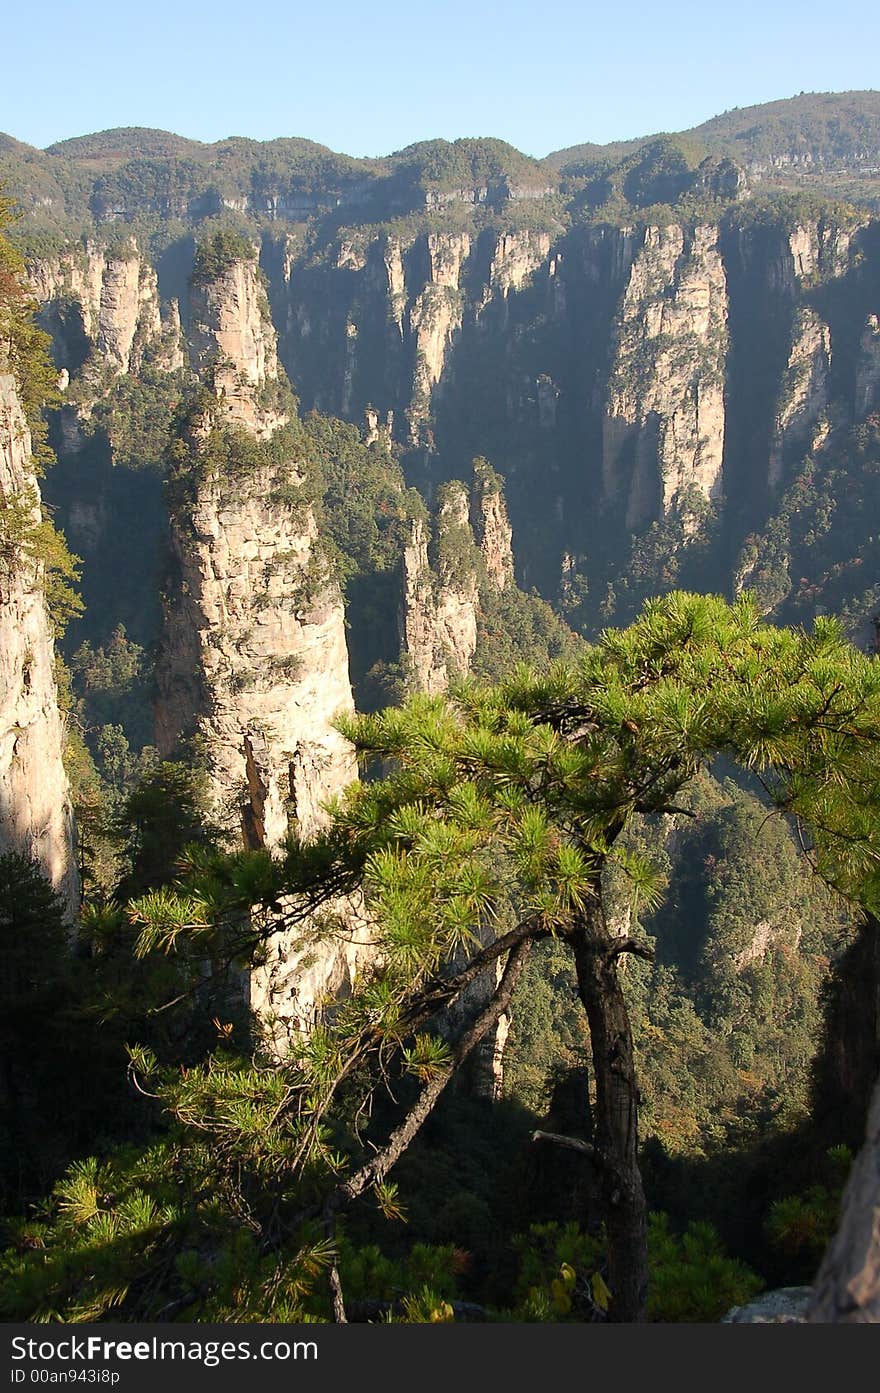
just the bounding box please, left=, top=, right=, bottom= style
left=547, top=90, right=880, bottom=178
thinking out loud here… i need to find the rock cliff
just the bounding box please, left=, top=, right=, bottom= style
left=856, top=314, right=880, bottom=418
left=396, top=463, right=516, bottom=1098
left=400, top=493, right=478, bottom=695
left=189, top=255, right=284, bottom=436
left=399, top=461, right=513, bottom=695
left=29, top=239, right=176, bottom=382
left=0, top=374, right=77, bottom=907
left=154, top=252, right=368, bottom=1041
left=274, top=226, right=553, bottom=450
left=768, top=307, right=832, bottom=487
left=603, top=223, right=728, bottom=528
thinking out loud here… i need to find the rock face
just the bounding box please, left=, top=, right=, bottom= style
left=0, top=375, right=77, bottom=907
left=856, top=314, right=880, bottom=418
left=769, top=307, right=832, bottom=487
left=486, top=230, right=552, bottom=303
left=807, top=1071, right=880, bottom=1322
left=408, top=234, right=471, bottom=441
left=29, top=240, right=172, bottom=380
left=722, top=1287, right=811, bottom=1323
left=731, top=917, right=803, bottom=972
left=603, top=224, right=728, bottom=529
left=156, top=461, right=356, bottom=849
left=401, top=492, right=479, bottom=696
left=400, top=462, right=513, bottom=695
left=397, top=464, right=516, bottom=1099
left=189, top=257, right=285, bottom=436
left=470, top=459, right=514, bottom=591
left=276, top=226, right=552, bottom=448
left=263, top=205, right=880, bottom=617
left=155, top=254, right=368, bottom=1041
left=786, top=222, right=855, bottom=285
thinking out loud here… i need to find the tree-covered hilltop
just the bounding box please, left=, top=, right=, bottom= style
left=3, top=91, right=880, bottom=251
left=545, top=88, right=880, bottom=176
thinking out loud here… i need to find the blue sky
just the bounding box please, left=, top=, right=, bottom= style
left=4, top=0, right=878, bottom=157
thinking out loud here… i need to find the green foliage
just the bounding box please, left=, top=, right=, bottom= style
left=190, top=228, right=257, bottom=283
left=431, top=482, right=479, bottom=586
left=646, top=1213, right=762, bottom=1321
left=0, top=485, right=82, bottom=634
left=551, top=91, right=880, bottom=209
left=0, top=193, right=81, bottom=632
left=504, top=1212, right=760, bottom=1322
left=389, top=137, right=552, bottom=198
left=114, top=760, right=218, bottom=900
left=764, top=1145, right=851, bottom=1278
left=0, top=855, right=156, bottom=1209
left=740, top=417, right=880, bottom=643
left=6, top=592, right=880, bottom=1321
left=508, top=1221, right=605, bottom=1321
left=70, top=626, right=148, bottom=745
left=303, top=410, right=422, bottom=578
left=87, top=364, right=189, bottom=470
left=503, top=939, right=589, bottom=1111
left=0, top=194, right=60, bottom=467
left=166, top=388, right=314, bottom=515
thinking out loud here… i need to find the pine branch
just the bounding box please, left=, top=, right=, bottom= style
left=326, top=938, right=532, bottom=1215
left=398, top=916, right=546, bottom=1034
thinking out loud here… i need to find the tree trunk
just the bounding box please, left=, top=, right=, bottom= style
left=569, top=906, right=648, bottom=1322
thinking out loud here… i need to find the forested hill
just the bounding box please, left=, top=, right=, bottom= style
left=547, top=89, right=880, bottom=183
left=2, top=90, right=880, bottom=245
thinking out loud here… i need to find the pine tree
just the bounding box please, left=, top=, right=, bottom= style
left=9, top=592, right=880, bottom=1322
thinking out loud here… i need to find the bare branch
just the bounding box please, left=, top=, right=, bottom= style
left=605, top=937, right=655, bottom=964
left=531, top=1129, right=598, bottom=1159
left=328, top=1261, right=347, bottom=1324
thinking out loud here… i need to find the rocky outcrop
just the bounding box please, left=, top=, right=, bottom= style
left=28, top=240, right=170, bottom=380
left=477, top=230, right=553, bottom=315
left=0, top=375, right=77, bottom=907
left=732, top=917, right=802, bottom=972
left=401, top=505, right=478, bottom=696
left=723, top=1287, right=811, bottom=1323
left=807, top=1071, right=880, bottom=1322
left=400, top=462, right=516, bottom=695
left=275, top=226, right=553, bottom=449
left=156, top=256, right=368, bottom=1042
left=382, top=235, right=408, bottom=337
left=603, top=224, right=728, bottom=529
left=189, top=256, right=284, bottom=436
left=408, top=234, right=471, bottom=440
left=769, top=308, right=832, bottom=487
left=786, top=222, right=856, bottom=286
left=856, top=314, right=880, bottom=418
left=470, top=459, right=514, bottom=590
left=397, top=466, right=516, bottom=1099
left=156, top=459, right=356, bottom=848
